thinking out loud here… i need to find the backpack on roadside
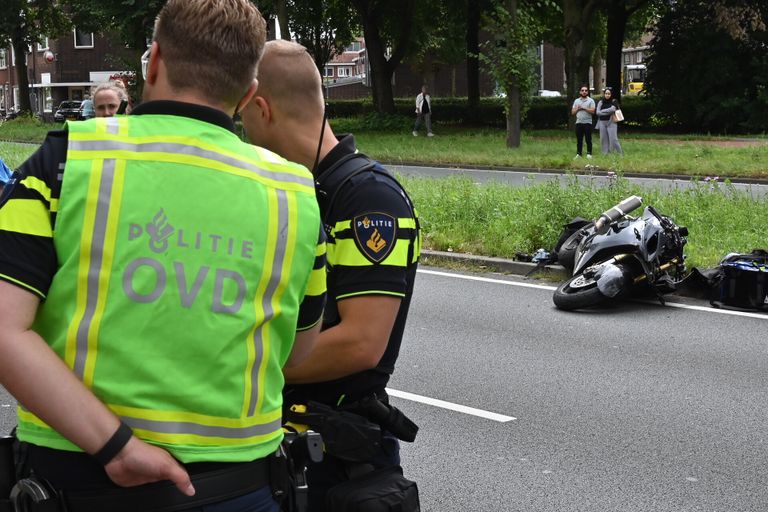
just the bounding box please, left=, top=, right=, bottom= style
left=710, top=249, right=768, bottom=312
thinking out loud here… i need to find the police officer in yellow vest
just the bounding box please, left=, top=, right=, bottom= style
left=242, top=41, right=421, bottom=511
left=0, top=1, right=325, bottom=511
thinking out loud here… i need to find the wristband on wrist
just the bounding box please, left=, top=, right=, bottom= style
left=93, top=421, right=133, bottom=466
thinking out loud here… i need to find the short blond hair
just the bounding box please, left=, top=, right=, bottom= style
left=256, top=40, right=324, bottom=122
left=154, top=0, right=266, bottom=106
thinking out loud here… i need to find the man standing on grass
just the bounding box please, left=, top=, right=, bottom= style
left=413, top=85, right=433, bottom=137
left=571, top=84, right=595, bottom=159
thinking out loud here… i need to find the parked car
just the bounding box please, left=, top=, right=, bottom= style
left=53, top=101, right=83, bottom=122
left=537, top=90, right=562, bottom=97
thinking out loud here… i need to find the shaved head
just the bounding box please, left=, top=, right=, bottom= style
left=256, top=40, right=324, bottom=123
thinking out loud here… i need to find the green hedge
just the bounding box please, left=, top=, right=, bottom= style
left=327, top=96, right=658, bottom=130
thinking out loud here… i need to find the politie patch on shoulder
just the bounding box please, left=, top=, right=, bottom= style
left=352, top=212, right=397, bottom=263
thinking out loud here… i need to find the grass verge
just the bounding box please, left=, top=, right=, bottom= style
left=3, top=127, right=764, bottom=270
left=401, top=173, right=766, bottom=270
left=352, top=127, right=768, bottom=179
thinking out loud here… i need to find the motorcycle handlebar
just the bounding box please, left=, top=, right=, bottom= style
left=594, top=195, right=642, bottom=234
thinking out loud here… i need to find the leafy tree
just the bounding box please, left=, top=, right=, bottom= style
left=560, top=0, right=604, bottom=101
left=403, top=0, right=468, bottom=97
left=350, top=0, right=416, bottom=113
left=63, top=0, right=165, bottom=97
left=604, top=0, right=652, bottom=100
left=287, top=0, right=357, bottom=74
left=645, top=0, right=768, bottom=132
left=481, top=0, right=552, bottom=147
left=0, top=0, right=70, bottom=114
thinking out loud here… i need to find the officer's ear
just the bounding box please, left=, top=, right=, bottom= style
left=248, top=95, right=273, bottom=124
left=235, top=79, right=258, bottom=118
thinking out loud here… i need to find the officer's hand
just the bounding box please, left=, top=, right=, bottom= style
left=104, top=436, right=196, bottom=496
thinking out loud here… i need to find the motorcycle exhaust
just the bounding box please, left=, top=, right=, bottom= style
left=594, top=195, right=643, bottom=234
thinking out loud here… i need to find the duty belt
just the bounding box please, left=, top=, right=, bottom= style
left=11, top=458, right=270, bottom=512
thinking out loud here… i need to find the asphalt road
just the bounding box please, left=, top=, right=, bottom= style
left=390, top=267, right=768, bottom=511
left=390, top=164, right=768, bottom=199
left=2, top=266, right=767, bottom=511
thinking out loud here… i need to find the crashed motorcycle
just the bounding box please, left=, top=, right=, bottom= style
left=553, top=195, right=689, bottom=311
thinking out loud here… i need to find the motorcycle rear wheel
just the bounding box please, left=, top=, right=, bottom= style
left=553, top=271, right=607, bottom=310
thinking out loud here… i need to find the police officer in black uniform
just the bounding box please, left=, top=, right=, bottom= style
left=241, top=40, right=421, bottom=511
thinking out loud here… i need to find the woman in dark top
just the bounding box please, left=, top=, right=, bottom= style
left=596, top=87, right=623, bottom=155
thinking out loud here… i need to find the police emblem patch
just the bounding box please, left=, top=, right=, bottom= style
left=352, top=212, right=397, bottom=263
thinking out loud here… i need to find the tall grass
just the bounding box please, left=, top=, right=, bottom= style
left=401, top=173, right=766, bottom=270
left=0, top=142, right=36, bottom=169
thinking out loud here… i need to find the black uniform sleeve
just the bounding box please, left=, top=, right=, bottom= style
left=0, top=130, right=66, bottom=298
left=326, top=171, right=418, bottom=301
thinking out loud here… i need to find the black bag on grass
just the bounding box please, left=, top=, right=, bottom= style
left=710, top=249, right=768, bottom=312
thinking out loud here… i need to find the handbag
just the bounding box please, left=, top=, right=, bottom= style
left=612, top=108, right=624, bottom=123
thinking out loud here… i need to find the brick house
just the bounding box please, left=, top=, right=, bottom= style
left=321, top=37, right=566, bottom=101
left=0, top=29, right=133, bottom=120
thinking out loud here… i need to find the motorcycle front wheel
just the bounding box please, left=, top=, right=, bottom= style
left=553, top=271, right=607, bottom=310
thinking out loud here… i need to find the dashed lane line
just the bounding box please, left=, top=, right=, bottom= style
left=386, top=388, right=516, bottom=423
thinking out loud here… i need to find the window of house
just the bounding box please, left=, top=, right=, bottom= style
left=74, top=29, right=94, bottom=49
left=323, top=67, right=333, bottom=78
left=37, top=37, right=49, bottom=51
left=43, top=87, right=53, bottom=112
left=636, top=52, right=644, bottom=63
left=346, top=41, right=361, bottom=52
left=337, top=67, right=351, bottom=78
left=0, top=49, right=6, bottom=69
left=623, top=53, right=631, bottom=64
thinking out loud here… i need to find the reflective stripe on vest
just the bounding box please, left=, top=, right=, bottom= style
left=20, top=115, right=320, bottom=462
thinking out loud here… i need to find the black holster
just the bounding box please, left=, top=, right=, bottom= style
left=285, top=402, right=383, bottom=463
left=342, top=396, right=419, bottom=443
left=271, top=431, right=323, bottom=512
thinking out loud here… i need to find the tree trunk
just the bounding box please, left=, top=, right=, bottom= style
left=606, top=0, right=629, bottom=100
left=563, top=0, right=601, bottom=129
left=505, top=0, right=521, bottom=148
left=352, top=0, right=415, bottom=114
left=592, top=45, right=603, bottom=93
left=276, top=0, right=290, bottom=40
left=12, top=36, right=31, bottom=115
left=360, top=18, right=394, bottom=112
left=466, top=0, right=481, bottom=117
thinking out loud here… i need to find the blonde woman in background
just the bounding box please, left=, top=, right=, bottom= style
left=93, top=80, right=130, bottom=117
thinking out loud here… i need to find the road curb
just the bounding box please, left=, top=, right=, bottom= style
left=386, top=161, right=768, bottom=186
left=422, top=249, right=567, bottom=280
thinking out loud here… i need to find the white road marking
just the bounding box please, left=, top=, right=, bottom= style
left=417, top=269, right=768, bottom=320
left=386, top=388, right=516, bottom=423
left=418, top=269, right=555, bottom=291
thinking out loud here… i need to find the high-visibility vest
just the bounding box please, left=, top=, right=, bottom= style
left=18, top=114, right=321, bottom=463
